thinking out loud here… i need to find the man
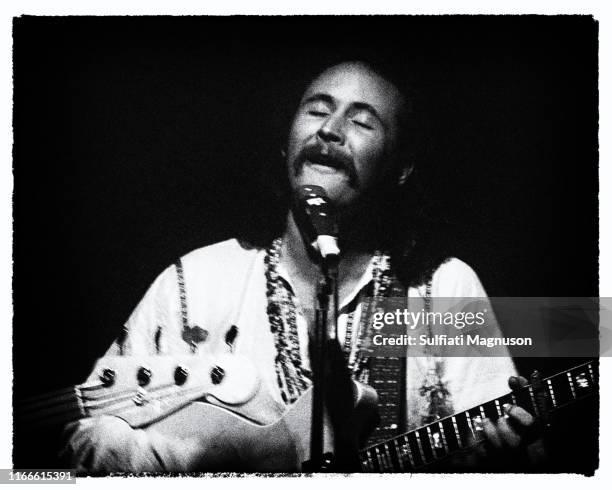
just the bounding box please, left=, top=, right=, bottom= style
left=60, top=61, right=537, bottom=473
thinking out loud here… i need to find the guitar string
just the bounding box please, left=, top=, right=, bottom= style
left=16, top=365, right=184, bottom=407
left=18, top=383, right=208, bottom=424
left=360, top=362, right=598, bottom=471
left=19, top=355, right=242, bottom=410
left=19, top=385, right=207, bottom=428
left=360, top=360, right=596, bottom=454
left=20, top=383, right=172, bottom=412
left=17, top=386, right=82, bottom=405
left=363, top=380, right=597, bottom=473
left=20, top=357, right=595, bottom=454
left=22, top=359, right=595, bottom=420
left=18, top=389, right=85, bottom=412
left=82, top=384, right=206, bottom=412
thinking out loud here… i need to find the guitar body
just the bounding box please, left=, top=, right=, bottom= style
left=17, top=352, right=378, bottom=472
left=148, top=379, right=379, bottom=472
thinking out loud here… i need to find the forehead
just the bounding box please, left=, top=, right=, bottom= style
left=301, top=63, right=404, bottom=124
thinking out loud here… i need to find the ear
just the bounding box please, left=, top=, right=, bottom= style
left=397, top=164, right=414, bottom=186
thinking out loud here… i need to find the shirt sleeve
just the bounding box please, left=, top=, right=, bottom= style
left=430, top=258, right=518, bottom=412
left=95, top=263, right=183, bottom=359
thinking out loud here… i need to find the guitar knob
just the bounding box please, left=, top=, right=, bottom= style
left=210, top=365, right=225, bottom=385
left=137, top=366, right=152, bottom=386
left=174, top=365, right=189, bottom=385
left=99, top=368, right=116, bottom=387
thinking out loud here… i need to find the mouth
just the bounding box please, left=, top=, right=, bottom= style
left=293, top=147, right=358, bottom=187
left=303, top=154, right=347, bottom=173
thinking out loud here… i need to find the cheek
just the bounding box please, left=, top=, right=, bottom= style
left=285, top=128, right=300, bottom=162
left=288, top=113, right=317, bottom=144
left=353, top=138, right=388, bottom=186
left=285, top=128, right=301, bottom=178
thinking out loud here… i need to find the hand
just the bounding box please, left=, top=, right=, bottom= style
left=59, top=414, right=238, bottom=474
left=482, top=375, right=533, bottom=450
left=59, top=416, right=163, bottom=474
left=480, top=375, right=547, bottom=470
left=437, top=375, right=548, bottom=471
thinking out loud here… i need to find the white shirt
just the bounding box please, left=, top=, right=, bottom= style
left=94, top=238, right=517, bottom=430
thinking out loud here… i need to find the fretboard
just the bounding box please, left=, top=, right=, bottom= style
left=359, top=361, right=598, bottom=472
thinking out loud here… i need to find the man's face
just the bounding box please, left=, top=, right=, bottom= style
left=286, top=62, right=405, bottom=210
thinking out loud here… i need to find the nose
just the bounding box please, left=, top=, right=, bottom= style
left=317, top=115, right=345, bottom=145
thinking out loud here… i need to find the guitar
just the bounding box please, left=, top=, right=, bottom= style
left=16, top=356, right=598, bottom=472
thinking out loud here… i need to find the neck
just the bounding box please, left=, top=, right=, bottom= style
left=280, top=210, right=374, bottom=288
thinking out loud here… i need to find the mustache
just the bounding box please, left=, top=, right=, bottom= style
left=292, top=143, right=358, bottom=186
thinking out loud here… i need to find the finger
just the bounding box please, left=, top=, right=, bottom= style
left=504, top=405, right=535, bottom=427
left=497, top=416, right=521, bottom=448
left=508, top=375, right=529, bottom=391
left=482, top=418, right=503, bottom=449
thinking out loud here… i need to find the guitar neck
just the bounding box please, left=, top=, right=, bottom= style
left=359, top=360, right=598, bottom=472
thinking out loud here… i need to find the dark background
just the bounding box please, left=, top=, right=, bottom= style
left=13, top=16, right=599, bottom=471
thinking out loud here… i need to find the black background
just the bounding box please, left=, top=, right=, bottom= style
left=13, top=16, right=599, bottom=470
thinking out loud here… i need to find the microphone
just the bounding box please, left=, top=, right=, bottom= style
left=296, top=185, right=340, bottom=261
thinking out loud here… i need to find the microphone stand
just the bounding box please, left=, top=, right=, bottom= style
left=308, top=255, right=338, bottom=472
left=294, top=184, right=358, bottom=471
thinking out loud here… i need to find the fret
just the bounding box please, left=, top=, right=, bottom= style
left=528, top=386, right=540, bottom=417
left=377, top=445, right=389, bottom=471
left=373, top=446, right=386, bottom=472
left=442, top=417, right=461, bottom=451
left=398, top=435, right=416, bottom=468
left=482, top=401, right=499, bottom=421
left=569, top=368, right=594, bottom=397
left=415, top=430, right=432, bottom=464
left=547, top=379, right=557, bottom=408
left=381, top=443, right=395, bottom=471
left=407, top=432, right=425, bottom=467
left=567, top=372, right=577, bottom=399
left=514, top=386, right=536, bottom=416
left=454, top=413, right=472, bottom=447
left=362, top=448, right=375, bottom=472
left=494, top=399, right=503, bottom=417
left=465, top=411, right=475, bottom=438
left=587, top=363, right=595, bottom=384
left=392, top=438, right=408, bottom=471
left=548, top=372, right=574, bottom=406
left=386, top=441, right=402, bottom=472
left=424, top=426, right=435, bottom=452
left=425, top=425, right=446, bottom=459
left=437, top=421, right=450, bottom=453
left=466, top=409, right=486, bottom=442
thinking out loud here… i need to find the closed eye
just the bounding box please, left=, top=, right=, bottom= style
left=308, top=110, right=329, bottom=117
left=353, top=120, right=374, bottom=130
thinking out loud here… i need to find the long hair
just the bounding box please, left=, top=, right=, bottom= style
left=239, top=58, right=452, bottom=288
